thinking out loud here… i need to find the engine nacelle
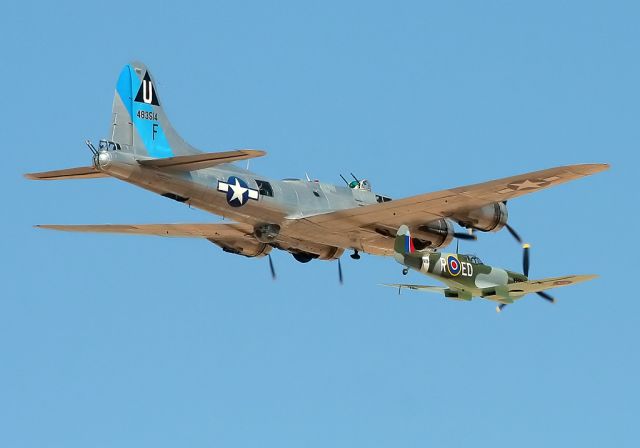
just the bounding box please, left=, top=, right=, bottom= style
left=454, top=202, right=508, bottom=233
left=254, top=223, right=281, bottom=243
left=411, top=218, right=455, bottom=249
left=289, top=245, right=344, bottom=262
left=208, top=238, right=272, bottom=258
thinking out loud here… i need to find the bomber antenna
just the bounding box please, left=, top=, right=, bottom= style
left=340, top=174, right=350, bottom=186
left=350, top=172, right=360, bottom=182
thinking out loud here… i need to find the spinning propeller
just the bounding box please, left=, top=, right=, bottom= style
left=498, top=224, right=556, bottom=312
left=267, top=252, right=344, bottom=285
left=268, top=253, right=276, bottom=280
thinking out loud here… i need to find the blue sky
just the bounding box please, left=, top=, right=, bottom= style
left=1, top=1, right=637, bottom=447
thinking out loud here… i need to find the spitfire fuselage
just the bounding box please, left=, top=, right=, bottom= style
left=396, top=250, right=527, bottom=300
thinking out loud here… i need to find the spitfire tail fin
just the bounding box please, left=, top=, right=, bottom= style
left=394, top=225, right=415, bottom=256
left=109, top=61, right=200, bottom=158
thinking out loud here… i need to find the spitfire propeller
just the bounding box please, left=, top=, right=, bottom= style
left=496, top=225, right=557, bottom=312
left=518, top=237, right=556, bottom=305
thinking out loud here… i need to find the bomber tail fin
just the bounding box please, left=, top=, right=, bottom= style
left=110, top=61, right=200, bottom=158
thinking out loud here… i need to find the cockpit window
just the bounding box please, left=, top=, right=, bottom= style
left=376, top=195, right=392, bottom=203
left=99, top=139, right=121, bottom=151
left=256, top=180, right=273, bottom=197
left=467, top=255, right=483, bottom=264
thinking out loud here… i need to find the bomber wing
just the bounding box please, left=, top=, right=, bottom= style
left=35, top=222, right=265, bottom=255
left=36, top=222, right=255, bottom=238
left=286, top=163, right=608, bottom=253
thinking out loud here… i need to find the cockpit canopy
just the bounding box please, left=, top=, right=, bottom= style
left=466, top=254, right=484, bottom=264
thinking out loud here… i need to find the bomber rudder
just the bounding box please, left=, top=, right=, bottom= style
left=108, top=61, right=200, bottom=158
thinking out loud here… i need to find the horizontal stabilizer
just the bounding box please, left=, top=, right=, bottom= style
left=381, top=283, right=446, bottom=294
left=502, top=274, right=597, bottom=297
left=36, top=222, right=255, bottom=238
left=137, top=149, right=266, bottom=171
left=25, top=166, right=108, bottom=180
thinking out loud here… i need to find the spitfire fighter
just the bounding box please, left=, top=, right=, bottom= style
left=387, top=225, right=595, bottom=311
left=26, top=62, right=609, bottom=277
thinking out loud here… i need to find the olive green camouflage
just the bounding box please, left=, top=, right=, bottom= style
left=387, top=225, right=596, bottom=312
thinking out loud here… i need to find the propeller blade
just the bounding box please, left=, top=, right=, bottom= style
left=453, top=232, right=477, bottom=241
left=523, top=243, right=530, bottom=277
left=268, top=253, right=276, bottom=280
left=338, top=258, right=344, bottom=285
left=505, top=223, right=523, bottom=244
left=536, top=291, right=556, bottom=303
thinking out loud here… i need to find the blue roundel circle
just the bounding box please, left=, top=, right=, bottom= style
left=447, top=255, right=461, bottom=276
left=226, top=176, right=251, bottom=207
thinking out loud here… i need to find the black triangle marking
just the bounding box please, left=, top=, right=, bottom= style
left=134, top=72, right=160, bottom=106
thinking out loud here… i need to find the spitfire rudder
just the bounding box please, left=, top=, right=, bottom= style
left=109, top=61, right=200, bottom=158
left=394, top=225, right=414, bottom=256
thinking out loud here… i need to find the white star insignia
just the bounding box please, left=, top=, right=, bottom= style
left=228, top=178, right=248, bottom=204
left=217, top=177, right=260, bottom=206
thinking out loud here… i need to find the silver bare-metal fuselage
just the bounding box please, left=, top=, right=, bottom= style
left=95, top=149, right=389, bottom=258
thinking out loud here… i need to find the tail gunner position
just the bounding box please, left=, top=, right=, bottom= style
left=387, top=226, right=596, bottom=312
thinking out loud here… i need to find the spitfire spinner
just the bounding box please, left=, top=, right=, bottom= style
left=387, top=225, right=595, bottom=312
left=26, top=61, right=609, bottom=278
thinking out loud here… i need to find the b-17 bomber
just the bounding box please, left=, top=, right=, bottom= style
left=26, top=61, right=609, bottom=282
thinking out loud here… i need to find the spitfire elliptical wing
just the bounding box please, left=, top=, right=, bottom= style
left=502, top=274, right=598, bottom=297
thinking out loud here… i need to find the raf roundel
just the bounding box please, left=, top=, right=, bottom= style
left=217, top=176, right=260, bottom=207
left=447, top=255, right=461, bottom=276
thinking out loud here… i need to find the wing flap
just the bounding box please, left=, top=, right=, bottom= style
left=24, top=166, right=108, bottom=180
left=137, top=149, right=266, bottom=171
